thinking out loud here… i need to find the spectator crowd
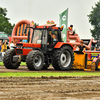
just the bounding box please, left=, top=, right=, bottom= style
left=1, top=38, right=100, bottom=53
left=0, top=40, right=15, bottom=52
left=73, top=40, right=100, bottom=52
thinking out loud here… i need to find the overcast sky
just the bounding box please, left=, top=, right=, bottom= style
left=0, top=0, right=99, bottom=39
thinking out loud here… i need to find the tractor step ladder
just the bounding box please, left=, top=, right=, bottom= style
left=47, top=55, right=53, bottom=64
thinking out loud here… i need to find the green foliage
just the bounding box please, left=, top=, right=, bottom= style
left=88, top=1, right=100, bottom=39
left=0, top=7, right=14, bottom=36
left=0, top=62, right=26, bottom=65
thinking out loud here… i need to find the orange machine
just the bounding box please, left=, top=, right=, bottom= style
left=72, top=50, right=100, bottom=71
left=66, top=30, right=93, bottom=50
left=11, top=20, right=33, bottom=43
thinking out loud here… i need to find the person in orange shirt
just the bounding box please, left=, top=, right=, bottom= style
left=68, top=25, right=75, bottom=35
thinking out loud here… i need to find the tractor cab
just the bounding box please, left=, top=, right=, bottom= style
left=23, top=25, right=63, bottom=54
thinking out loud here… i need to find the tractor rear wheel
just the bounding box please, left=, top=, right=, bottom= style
left=26, top=50, right=44, bottom=71
left=3, top=49, right=20, bottom=69
left=96, top=59, right=100, bottom=70
left=53, top=46, right=74, bottom=70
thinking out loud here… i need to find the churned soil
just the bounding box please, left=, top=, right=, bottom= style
left=0, top=76, right=100, bottom=100
left=0, top=65, right=100, bottom=99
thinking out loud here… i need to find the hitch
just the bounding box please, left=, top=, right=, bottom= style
left=13, top=55, right=21, bottom=62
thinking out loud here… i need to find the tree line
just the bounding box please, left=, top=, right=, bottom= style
left=88, top=1, right=100, bottom=40
left=1, top=1, right=100, bottom=39
left=0, top=7, right=14, bottom=36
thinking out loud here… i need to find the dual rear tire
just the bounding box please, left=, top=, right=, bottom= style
left=52, top=46, right=74, bottom=71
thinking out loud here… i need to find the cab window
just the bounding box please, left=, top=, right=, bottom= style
left=48, top=30, right=58, bottom=44
left=32, top=30, right=42, bottom=44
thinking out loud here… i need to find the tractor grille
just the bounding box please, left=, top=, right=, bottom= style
left=16, top=43, right=23, bottom=46
left=16, top=49, right=23, bottom=54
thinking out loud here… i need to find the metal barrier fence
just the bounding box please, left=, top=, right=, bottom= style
left=0, top=52, right=5, bottom=61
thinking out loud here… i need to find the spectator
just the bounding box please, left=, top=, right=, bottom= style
left=79, top=40, right=86, bottom=52
left=0, top=40, right=2, bottom=52
left=97, top=48, right=99, bottom=51
left=8, top=42, right=10, bottom=49
left=68, top=25, right=75, bottom=35
left=94, top=47, right=96, bottom=51
left=4, top=39, right=10, bottom=49
left=4, top=39, right=8, bottom=45
left=7, top=42, right=10, bottom=49
left=4, top=39, right=7, bottom=43
left=1, top=42, right=7, bottom=52
left=76, top=46, right=79, bottom=51
left=73, top=45, right=76, bottom=51
left=99, top=47, right=100, bottom=51
left=73, top=45, right=79, bottom=51
left=10, top=41, right=15, bottom=49
left=22, top=39, right=27, bottom=43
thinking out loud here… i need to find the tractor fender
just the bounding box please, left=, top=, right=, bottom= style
left=54, top=42, right=73, bottom=49
left=92, top=58, right=98, bottom=63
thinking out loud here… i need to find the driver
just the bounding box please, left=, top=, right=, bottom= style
left=49, top=31, right=56, bottom=41
left=51, top=34, right=56, bottom=41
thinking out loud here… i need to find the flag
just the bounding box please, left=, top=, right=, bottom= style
left=59, top=8, right=68, bottom=42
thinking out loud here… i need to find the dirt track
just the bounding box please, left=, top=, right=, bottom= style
left=0, top=66, right=100, bottom=100
left=0, top=65, right=55, bottom=72
left=0, top=76, right=100, bottom=100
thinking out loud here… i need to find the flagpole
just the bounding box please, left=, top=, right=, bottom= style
left=67, top=8, right=68, bottom=32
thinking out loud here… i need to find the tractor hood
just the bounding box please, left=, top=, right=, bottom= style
left=16, top=42, right=41, bottom=48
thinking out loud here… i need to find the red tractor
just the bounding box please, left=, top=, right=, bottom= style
left=3, top=23, right=74, bottom=71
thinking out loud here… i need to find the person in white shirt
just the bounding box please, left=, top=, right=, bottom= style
left=10, top=41, right=15, bottom=49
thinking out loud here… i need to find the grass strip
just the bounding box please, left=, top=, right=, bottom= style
left=0, top=62, right=26, bottom=66
left=0, top=72, right=100, bottom=77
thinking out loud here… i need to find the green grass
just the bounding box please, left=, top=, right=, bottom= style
left=20, top=62, right=26, bottom=65
left=0, top=72, right=100, bottom=77
left=0, top=62, right=3, bottom=65
left=0, top=62, right=26, bottom=65
left=0, top=62, right=100, bottom=77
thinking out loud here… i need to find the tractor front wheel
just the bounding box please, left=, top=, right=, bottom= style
left=3, top=49, right=20, bottom=69
left=26, top=50, right=44, bottom=71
